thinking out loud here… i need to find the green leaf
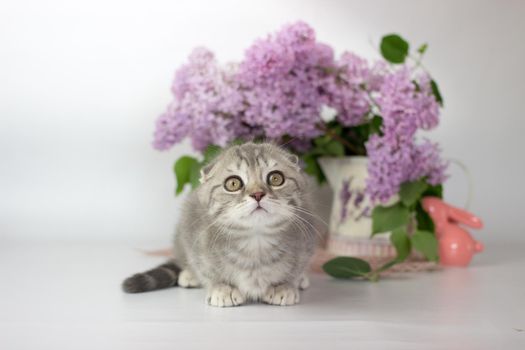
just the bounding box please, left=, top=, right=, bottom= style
left=415, top=202, right=435, bottom=232
left=372, top=229, right=411, bottom=276
left=313, top=133, right=345, bottom=156
left=372, top=202, right=410, bottom=234
left=314, top=135, right=331, bottom=147
left=369, top=115, right=383, bottom=136
left=189, top=161, right=202, bottom=189
left=411, top=230, right=439, bottom=262
left=399, top=179, right=428, bottom=207
left=430, top=80, right=444, bottom=106
left=173, top=156, right=200, bottom=195
left=417, top=43, right=428, bottom=55
left=324, top=140, right=345, bottom=156
left=416, top=182, right=442, bottom=232
left=390, top=228, right=411, bottom=262
left=380, top=34, right=410, bottom=64
left=331, top=125, right=343, bottom=136
left=323, top=257, right=372, bottom=279
left=203, top=144, right=222, bottom=163
left=302, top=154, right=325, bottom=183
left=423, top=183, right=443, bottom=198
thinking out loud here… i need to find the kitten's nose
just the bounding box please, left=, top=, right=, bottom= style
left=250, top=191, right=266, bottom=202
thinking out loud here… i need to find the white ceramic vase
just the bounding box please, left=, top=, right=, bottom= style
left=318, top=156, right=397, bottom=258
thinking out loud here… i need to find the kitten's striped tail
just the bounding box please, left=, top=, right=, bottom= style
left=122, top=260, right=180, bottom=293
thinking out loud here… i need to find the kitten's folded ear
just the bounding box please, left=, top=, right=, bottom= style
left=281, top=151, right=300, bottom=169
left=199, top=159, right=218, bottom=183
left=287, top=154, right=299, bottom=165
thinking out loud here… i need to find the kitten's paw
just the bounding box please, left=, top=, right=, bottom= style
left=178, top=269, right=201, bottom=288
left=299, top=274, right=310, bottom=290
left=206, top=284, right=244, bottom=307
left=263, top=284, right=300, bottom=306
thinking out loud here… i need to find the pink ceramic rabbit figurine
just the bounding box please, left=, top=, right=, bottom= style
left=422, top=197, right=484, bottom=267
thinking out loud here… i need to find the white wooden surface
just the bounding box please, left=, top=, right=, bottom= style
left=1, top=240, right=523, bottom=349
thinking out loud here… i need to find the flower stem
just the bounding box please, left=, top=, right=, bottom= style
left=316, top=123, right=364, bottom=155
left=408, top=54, right=432, bottom=78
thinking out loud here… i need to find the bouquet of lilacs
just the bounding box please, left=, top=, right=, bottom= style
left=153, top=22, right=448, bottom=279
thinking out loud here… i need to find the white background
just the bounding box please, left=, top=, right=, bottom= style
left=1, top=0, right=524, bottom=244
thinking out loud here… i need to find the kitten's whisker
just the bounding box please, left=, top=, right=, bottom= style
left=265, top=197, right=328, bottom=231
left=286, top=210, right=325, bottom=241
left=289, top=220, right=307, bottom=241
left=290, top=217, right=315, bottom=243
left=264, top=198, right=321, bottom=242
left=288, top=206, right=328, bottom=227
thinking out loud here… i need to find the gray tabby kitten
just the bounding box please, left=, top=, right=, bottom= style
left=122, top=142, right=317, bottom=307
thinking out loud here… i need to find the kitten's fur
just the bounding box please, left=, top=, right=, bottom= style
left=122, top=142, right=317, bottom=307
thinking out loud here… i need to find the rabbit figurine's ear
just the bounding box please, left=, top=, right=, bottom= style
left=447, top=205, right=484, bottom=229
left=422, top=197, right=447, bottom=220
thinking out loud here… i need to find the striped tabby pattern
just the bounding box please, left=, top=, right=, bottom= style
left=122, top=261, right=180, bottom=293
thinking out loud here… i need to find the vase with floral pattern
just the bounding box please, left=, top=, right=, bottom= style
left=318, top=156, right=397, bottom=258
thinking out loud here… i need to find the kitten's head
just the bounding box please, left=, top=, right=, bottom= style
left=196, top=142, right=309, bottom=230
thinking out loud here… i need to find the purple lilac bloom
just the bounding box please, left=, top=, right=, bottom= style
left=365, top=134, right=411, bottom=203
left=376, top=69, right=440, bottom=140
left=413, top=74, right=440, bottom=130
left=376, top=68, right=418, bottom=142
left=237, top=21, right=336, bottom=140
left=152, top=101, right=191, bottom=151
left=327, top=52, right=372, bottom=126
left=365, top=69, right=446, bottom=202
left=411, top=139, right=448, bottom=185
left=153, top=48, right=244, bottom=151
left=365, top=135, right=447, bottom=203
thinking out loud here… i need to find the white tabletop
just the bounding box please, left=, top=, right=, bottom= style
left=1, top=240, right=523, bottom=349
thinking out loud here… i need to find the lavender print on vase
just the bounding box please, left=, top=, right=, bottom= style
left=319, top=156, right=397, bottom=258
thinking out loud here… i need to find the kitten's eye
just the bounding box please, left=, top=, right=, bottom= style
left=267, top=171, right=285, bottom=187
left=224, top=176, right=244, bottom=192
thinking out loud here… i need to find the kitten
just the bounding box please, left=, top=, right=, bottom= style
left=122, top=142, right=317, bottom=307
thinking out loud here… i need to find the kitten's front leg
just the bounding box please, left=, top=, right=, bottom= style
left=206, top=284, right=245, bottom=307
left=263, top=283, right=300, bottom=306
left=299, top=273, right=310, bottom=290
left=177, top=269, right=201, bottom=288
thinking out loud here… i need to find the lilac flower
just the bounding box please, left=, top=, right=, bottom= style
left=365, top=134, right=411, bottom=203
left=276, top=21, right=316, bottom=49
left=377, top=68, right=440, bottom=140
left=237, top=21, right=336, bottom=140
left=376, top=68, right=418, bottom=141
left=365, top=135, right=447, bottom=203
left=411, top=139, right=448, bottom=185
left=327, top=52, right=372, bottom=126
left=153, top=48, right=244, bottom=151
left=152, top=101, right=191, bottom=151
left=413, top=74, right=440, bottom=130
left=364, top=67, right=446, bottom=202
